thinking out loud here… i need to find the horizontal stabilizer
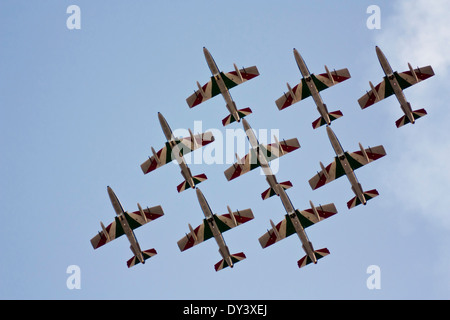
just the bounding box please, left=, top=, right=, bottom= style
left=297, top=248, right=330, bottom=268
left=395, top=108, right=427, bottom=128
left=127, top=248, right=157, bottom=268
left=176, top=174, right=207, bottom=193
left=261, top=181, right=293, bottom=200
left=347, top=189, right=379, bottom=209
left=312, top=110, right=343, bottom=129
left=214, top=252, right=246, bottom=272
left=222, top=107, right=252, bottom=126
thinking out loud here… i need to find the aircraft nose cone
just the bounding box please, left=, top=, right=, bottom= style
left=195, top=187, right=204, bottom=199
left=241, top=118, right=251, bottom=132
left=375, top=46, right=382, bottom=55
left=157, top=112, right=166, bottom=124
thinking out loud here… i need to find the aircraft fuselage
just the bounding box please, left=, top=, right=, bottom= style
left=107, top=187, right=144, bottom=264
left=203, top=47, right=240, bottom=122
left=196, top=188, right=234, bottom=268
left=293, top=48, right=330, bottom=125
left=158, top=112, right=195, bottom=188
left=375, top=46, right=414, bottom=123
left=326, top=126, right=366, bottom=205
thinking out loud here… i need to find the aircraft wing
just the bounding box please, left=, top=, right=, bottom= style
left=222, top=66, right=260, bottom=87
left=296, top=203, right=338, bottom=228
left=358, top=77, right=396, bottom=109
left=177, top=209, right=254, bottom=252
left=308, top=157, right=347, bottom=190
left=276, top=79, right=312, bottom=110
left=90, top=218, right=126, bottom=249
left=186, top=66, right=259, bottom=108
left=140, top=142, right=174, bottom=174
left=396, top=65, right=434, bottom=88
left=315, top=68, right=351, bottom=89
left=224, top=138, right=300, bottom=181
left=140, top=132, right=214, bottom=174
left=186, top=78, right=220, bottom=108
left=215, top=208, right=254, bottom=230
left=264, top=138, right=301, bottom=161
left=177, top=131, right=215, bottom=153
left=258, top=204, right=337, bottom=248
left=276, top=68, right=351, bottom=110
left=125, top=205, right=165, bottom=229
left=90, top=206, right=164, bottom=250
left=346, top=145, right=387, bottom=170
left=224, top=148, right=260, bottom=181
left=358, top=66, right=434, bottom=109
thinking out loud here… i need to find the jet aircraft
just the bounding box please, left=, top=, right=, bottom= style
left=224, top=118, right=300, bottom=182
left=358, top=46, right=435, bottom=128
left=275, top=48, right=351, bottom=129
left=140, top=112, right=215, bottom=192
left=308, top=126, right=386, bottom=209
left=177, top=188, right=254, bottom=271
left=90, top=186, right=164, bottom=268
left=224, top=119, right=337, bottom=268
left=186, top=47, right=260, bottom=126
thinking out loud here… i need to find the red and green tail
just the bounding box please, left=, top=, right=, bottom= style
left=222, top=107, right=252, bottom=126
left=127, top=248, right=157, bottom=268
left=312, top=110, right=343, bottom=129
left=177, top=174, right=207, bottom=193
left=395, top=108, right=427, bottom=128
left=214, top=252, right=246, bottom=272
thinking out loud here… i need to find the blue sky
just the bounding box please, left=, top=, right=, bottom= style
left=1, top=1, right=449, bottom=300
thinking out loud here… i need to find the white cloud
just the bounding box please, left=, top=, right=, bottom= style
left=374, top=0, right=450, bottom=230
left=377, top=0, right=450, bottom=75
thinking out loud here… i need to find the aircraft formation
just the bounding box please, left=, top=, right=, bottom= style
left=90, top=46, right=435, bottom=270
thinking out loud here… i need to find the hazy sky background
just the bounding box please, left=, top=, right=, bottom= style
left=1, top=0, right=449, bottom=299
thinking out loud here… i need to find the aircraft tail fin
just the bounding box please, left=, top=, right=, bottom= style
left=261, top=181, right=293, bottom=200
left=395, top=108, right=427, bottom=128
left=222, top=107, right=252, bottom=126
left=312, top=110, right=343, bottom=129
left=214, top=252, right=246, bottom=272
left=297, top=248, right=330, bottom=268
left=347, top=189, right=379, bottom=209
left=177, top=174, right=207, bottom=193
left=127, top=248, right=157, bottom=268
